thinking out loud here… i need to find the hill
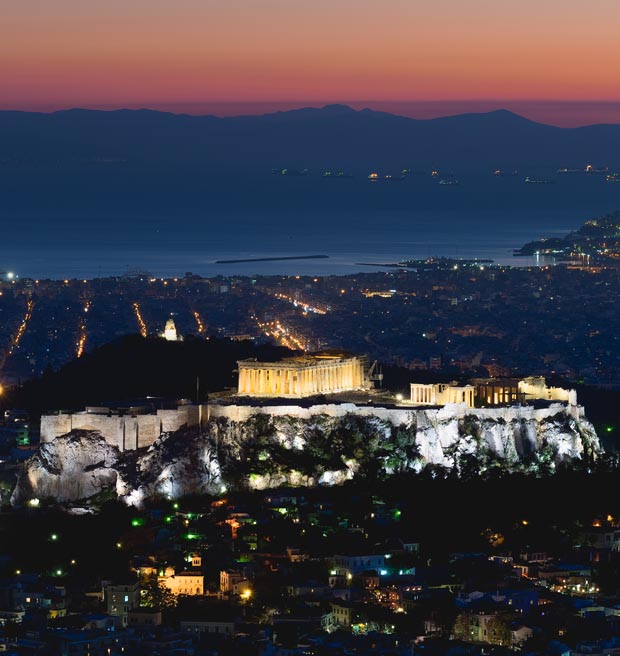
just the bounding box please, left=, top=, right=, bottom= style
left=0, top=334, right=294, bottom=419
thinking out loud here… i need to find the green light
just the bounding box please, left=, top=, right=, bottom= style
left=173, top=503, right=179, bottom=510
left=56, top=569, right=62, bottom=576
left=131, top=518, right=145, bottom=527
left=50, top=533, right=58, bottom=541
left=185, top=533, right=199, bottom=540
left=165, top=515, right=173, bottom=523
left=606, top=426, right=615, bottom=432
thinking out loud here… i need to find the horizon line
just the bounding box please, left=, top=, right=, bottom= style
left=3, top=99, right=620, bottom=128
left=5, top=101, right=620, bottom=130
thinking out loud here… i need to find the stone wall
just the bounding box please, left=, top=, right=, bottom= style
left=40, top=405, right=206, bottom=451
left=40, top=399, right=585, bottom=452
left=207, top=400, right=584, bottom=425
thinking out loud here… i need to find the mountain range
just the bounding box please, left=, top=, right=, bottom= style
left=1, top=104, right=619, bottom=176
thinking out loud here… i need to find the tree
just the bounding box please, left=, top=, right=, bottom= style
left=138, top=572, right=177, bottom=610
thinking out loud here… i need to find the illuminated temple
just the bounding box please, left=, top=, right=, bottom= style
left=236, top=353, right=368, bottom=398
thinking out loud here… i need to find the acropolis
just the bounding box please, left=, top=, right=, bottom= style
left=39, top=353, right=584, bottom=454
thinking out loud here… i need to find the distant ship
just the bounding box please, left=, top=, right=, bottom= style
left=368, top=172, right=405, bottom=181
left=524, top=176, right=555, bottom=184
left=557, top=164, right=608, bottom=175
left=606, top=173, right=620, bottom=183
left=438, top=178, right=460, bottom=186
left=272, top=168, right=310, bottom=176
left=323, top=171, right=353, bottom=178
left=492, top=169, right=519, bottom=177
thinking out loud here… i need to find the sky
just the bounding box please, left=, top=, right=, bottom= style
left=2, top=0, right=620, bottom=126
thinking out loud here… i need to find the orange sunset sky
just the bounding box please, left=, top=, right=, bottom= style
left=2, top=0, right=620, bottom=126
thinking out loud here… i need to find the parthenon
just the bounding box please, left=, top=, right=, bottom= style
left=237, top=353, right=368, bottom=398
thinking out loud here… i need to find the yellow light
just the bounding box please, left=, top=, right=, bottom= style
left=241, top=589, right=252, bottom=600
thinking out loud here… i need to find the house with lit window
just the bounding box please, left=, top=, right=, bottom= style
left=104, top=582, right=140, bottom=628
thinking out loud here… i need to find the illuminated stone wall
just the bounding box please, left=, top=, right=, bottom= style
left=237, top=354, right=367, bottom=398
left=40, top=405, right=206, bottom=451
left=207, top=399, right=585, bottom=425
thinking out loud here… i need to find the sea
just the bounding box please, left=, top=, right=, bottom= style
left=1, top=169, right=618, bottom=280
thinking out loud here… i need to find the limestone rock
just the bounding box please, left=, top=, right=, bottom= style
left=10, top=403, right=602, bottom=508
left=10, top=429, right=120, bottom=506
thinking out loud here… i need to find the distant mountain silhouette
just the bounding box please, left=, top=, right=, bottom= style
left=1, top=104, right=619, bottom=175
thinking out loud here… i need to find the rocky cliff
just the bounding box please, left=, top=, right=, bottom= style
left=10, top=403, right=601, bottom=508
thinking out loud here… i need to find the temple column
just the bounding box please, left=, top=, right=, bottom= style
left=267, top=370, right=274, bottom=395
left=292, top=370, right=297, bottom=396
left=244, top=369, right=250, bottom=394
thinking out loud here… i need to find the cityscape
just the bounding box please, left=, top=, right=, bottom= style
left=4, top=0, right=620, bottom=654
